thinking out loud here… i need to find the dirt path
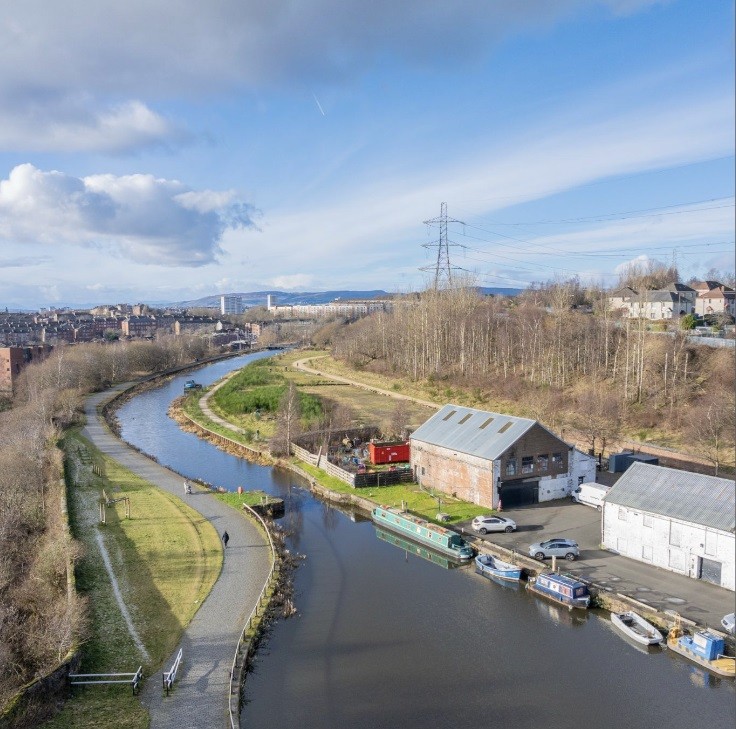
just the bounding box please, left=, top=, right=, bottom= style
left=292, top=355, right=440, bottom=409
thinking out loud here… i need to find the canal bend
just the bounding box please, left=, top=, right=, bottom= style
left=115, top=353, right=735, bottom=729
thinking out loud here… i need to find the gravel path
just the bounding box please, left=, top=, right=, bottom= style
left=83, top=385, right=272, bottom=729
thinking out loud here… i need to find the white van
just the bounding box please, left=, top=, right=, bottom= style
left=571, top=482, right=609, bottom=511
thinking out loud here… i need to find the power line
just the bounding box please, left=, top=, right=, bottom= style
left=419, top=202, right=465, bottom=289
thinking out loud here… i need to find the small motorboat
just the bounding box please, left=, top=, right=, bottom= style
left=667, top=616, right=736, bottom=678
left=611, top=611, right=663, bottom=646
left=475, top=553, right=522, bottom=582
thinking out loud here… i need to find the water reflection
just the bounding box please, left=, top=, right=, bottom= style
left=598, top=615, right=663, bottom=656
left=531, top=591, right=590, bottom=627
left=114, top=354, right=736, bottom=729
left=374, top=526, right=463, bottom=570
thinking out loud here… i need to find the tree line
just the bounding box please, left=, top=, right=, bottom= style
left=327, top=286, right=735, bottom=474
left=0, top=335, right=215, bottom=710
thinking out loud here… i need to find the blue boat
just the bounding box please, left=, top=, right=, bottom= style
left=526, top=572, right=590, bottom=610
left=371, top=506, right=474, bottom=561
left=475, top=553, right=522, bottom=582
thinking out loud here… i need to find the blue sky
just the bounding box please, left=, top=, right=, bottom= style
left=0, top=0, right=733, bottom=308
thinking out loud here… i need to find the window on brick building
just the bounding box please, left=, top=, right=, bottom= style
left=505, top=459, right=517, bottom=476
left=536, top=454, right=548, bottom=471
left=521, top=456, right=534, bottom=474
left=552, top=452, right=563, bottom=467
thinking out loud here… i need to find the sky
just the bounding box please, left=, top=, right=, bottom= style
left=0, top=0, right=733, bottom=309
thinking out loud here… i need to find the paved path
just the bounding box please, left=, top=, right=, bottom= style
left=84, top=385, right=272, bottom=729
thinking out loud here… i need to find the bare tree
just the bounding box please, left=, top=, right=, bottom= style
left=271, top=383, right=302, bottom=456
left=686, top=392, right=736, bottom=475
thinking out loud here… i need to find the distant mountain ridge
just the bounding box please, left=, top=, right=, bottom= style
left=172, top=287, right=520, bottom=309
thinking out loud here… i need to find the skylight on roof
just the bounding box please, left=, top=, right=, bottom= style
left=479, top=417, right=494, bottom=430
left=442, top=409, right=457, bottom=421
left=458, top=413, right=471, bottom=424
left=498, top=421, right=513, bottom=434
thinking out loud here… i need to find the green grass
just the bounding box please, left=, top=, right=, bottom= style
left=215, top=489, right=280, bottom=510
left=43, top=432, right=223, bottom=729
left=294, top=460, right=488, bottom=524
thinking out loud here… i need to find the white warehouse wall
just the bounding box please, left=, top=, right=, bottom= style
left=603, top=504, right=735, bottom=591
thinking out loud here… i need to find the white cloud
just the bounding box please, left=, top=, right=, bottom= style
left=0, top=96, right=184, bottom=153
left=1, top=2, right=661, bottom=94
left=0, top=164, right=257, bottom=266
left=0, top=2, right=662, bottom=152
left=268, top=273, right=315, bottom=290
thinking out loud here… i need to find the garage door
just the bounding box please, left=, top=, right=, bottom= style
left=699, top=557, right=722, bottom=586
left=499, top=480, right=539, bottom=508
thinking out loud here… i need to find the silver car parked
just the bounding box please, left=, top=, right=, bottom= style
left=529, top=538, right=579, bottom=561
left=472, top=515, right=517, bottom=534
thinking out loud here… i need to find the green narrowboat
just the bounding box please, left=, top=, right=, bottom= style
left=371, top=506, right=474, bottom=561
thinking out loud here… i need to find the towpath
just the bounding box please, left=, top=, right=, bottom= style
left=83, top=384, right=272, bottom=729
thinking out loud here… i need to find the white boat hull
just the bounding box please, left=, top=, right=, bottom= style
left=611, top=611, right=663, bottom=646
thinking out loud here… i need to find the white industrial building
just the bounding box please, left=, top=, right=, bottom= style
left=602, top=462, right=735, bottom=591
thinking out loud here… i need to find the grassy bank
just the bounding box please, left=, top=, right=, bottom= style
left=294, top=460, right=487, bottom=524
left=43, top=432, right=222, bottom=729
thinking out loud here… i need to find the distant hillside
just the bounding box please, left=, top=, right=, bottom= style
left=172, top=290, right=390, bottom=309
left=171, top=287, right=520, bottom=309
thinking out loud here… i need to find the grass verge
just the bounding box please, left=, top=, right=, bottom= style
left=43, top=431, right=222, bottom=729
left=294, top=460, right=488, bottom=524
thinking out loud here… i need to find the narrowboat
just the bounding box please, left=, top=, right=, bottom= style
left=526, top=572, right=590, bottom=610
left=371, top=506, right=474, bottom=561
left=475, top=553, right=522, bottom=582
left=667, top=618, right=735, bottom=678
left=374, top=527, right=461, bottom=570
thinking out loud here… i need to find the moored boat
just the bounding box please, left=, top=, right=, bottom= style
left=526, top=572, right=590, bottom=610
left=374, top=526, right=461, bottom=570
left=371, top=506, right=474, bottom=561
left=611, top=611, right=663, bottom=646
left=475, top=553, right=522, bottom=582
left=667, top=618, right=735, bottom=678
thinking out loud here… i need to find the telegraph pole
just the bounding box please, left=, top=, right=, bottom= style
left=420, top=202, right=464, bottom=289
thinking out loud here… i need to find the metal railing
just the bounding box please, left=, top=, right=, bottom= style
left=228, top=504, right=278, bottom=729
left=163, top=648, right=183, bottom=696
left=70, top=666, right=143, bottom=695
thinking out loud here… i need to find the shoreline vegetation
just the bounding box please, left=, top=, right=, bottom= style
left=40, top=430, right=223, bottom=729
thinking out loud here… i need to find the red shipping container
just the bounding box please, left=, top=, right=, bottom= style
left=368, top=441, right=410, bottom=465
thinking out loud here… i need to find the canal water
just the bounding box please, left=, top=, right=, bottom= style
left=118, top=353, right=735, bottom=729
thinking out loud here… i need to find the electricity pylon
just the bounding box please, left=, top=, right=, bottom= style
left=420, top=202, right=464, bottom=290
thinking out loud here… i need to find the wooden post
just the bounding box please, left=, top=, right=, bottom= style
left=552, top=555, right=557, bottom=573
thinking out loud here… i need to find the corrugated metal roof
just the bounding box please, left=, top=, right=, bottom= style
left=606, top=462, right=736, bottom=532
left=409, top=404, right=538, bottom=461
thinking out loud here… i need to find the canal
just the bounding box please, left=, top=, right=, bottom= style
left=117, top=353, right=735, bottom=729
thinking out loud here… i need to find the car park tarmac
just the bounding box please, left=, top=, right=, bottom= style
left=461, top=498, right=734, bottom=630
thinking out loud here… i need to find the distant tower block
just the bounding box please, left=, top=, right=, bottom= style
left=220, top=295, right=243, bottom=316
left=267, top=294, right=276, bottom=311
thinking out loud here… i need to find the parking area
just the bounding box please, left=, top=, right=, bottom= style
left=459, top=497, right=735, bottom=631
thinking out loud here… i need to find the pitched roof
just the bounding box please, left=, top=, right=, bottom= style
left=662, top=282, right=696, bottom=293
left=410, top=404, right=552, bottom=461
left=605, top=462, right=735, bottom=532
left=699, top=286, right=735, bottom=300
left=691, top=280, right=727, bottom=292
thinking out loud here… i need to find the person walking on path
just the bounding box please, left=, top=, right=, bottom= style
left=183, top=480, right=192, bottom=494
left=222, top=530, right=230, bottom=548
